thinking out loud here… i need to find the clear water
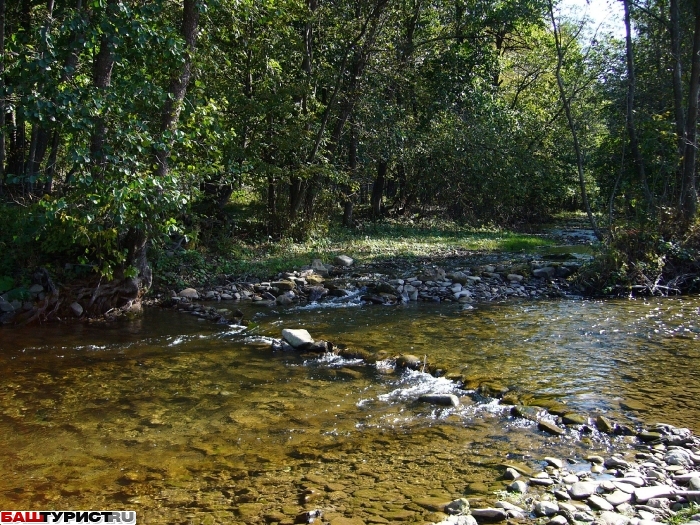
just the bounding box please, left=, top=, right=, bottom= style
left=0, top=296, right=698, bottom=523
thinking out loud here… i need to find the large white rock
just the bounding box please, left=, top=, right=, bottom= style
left=334, top=255, right=354, bottom=267
left=282, top=329, right=314, bottom=348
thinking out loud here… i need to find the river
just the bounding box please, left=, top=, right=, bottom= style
left=0, top=296, right=698, bottom=523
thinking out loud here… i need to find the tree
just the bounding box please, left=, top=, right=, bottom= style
left=547, top=0, right=603, bottom=240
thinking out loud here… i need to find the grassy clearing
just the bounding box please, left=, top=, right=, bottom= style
left=151, top=220, right=556, bottom=289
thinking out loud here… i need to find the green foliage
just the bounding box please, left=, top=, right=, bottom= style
left=0, top=276, right=14, bottom=294
left=665, top=503, right=699, bottom=525
left=1, top=0, right=698, bottom=297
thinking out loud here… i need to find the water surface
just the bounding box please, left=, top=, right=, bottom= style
left=0, top=296, right=698, bottom=523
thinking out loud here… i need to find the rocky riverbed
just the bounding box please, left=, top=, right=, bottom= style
left=425, top=432, right=700, bottom=525
left=256, top=328, right=700, bottom=525
left=161, top=252, right=586, bottom=322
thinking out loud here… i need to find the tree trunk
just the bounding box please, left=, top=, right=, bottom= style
left=371, top=160, right=387, bottom=218
left=44, top=0, right=84, bottom=194
left=681, top=7, right=700, bottom=221
left=548, top=1, right=603, bottom=241
left=0, top=0, right=5, bottom=188
left=90, top=0, right=116, bottom=178
left=267, top=175, right=277, bottom=236
left=342, top=125, right=357, bottom=228
left=155, top=0, right=199, bottom=178
left=622, top=0, right=654, bottom=209
left=670, top=0, right=685, bottom=174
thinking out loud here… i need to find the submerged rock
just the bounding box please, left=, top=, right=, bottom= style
left=396, top=354, right=423, bottom=370
left=538, top=420, right=565, bottom=436
left=418, top=394, right=460, bottom=407
left=445, top=498, right=470, bottom=515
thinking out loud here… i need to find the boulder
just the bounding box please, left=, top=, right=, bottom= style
left=272, top=280, right=296, bottom=291
left=282, top=329, right=314, bottom=349
left=178, top=288, right=199, bottom=299
left=311, top=259, right=329, bottom=276
left=69, top=302, right=83, bottom=317
left=334, top=255, right=354, bottom=267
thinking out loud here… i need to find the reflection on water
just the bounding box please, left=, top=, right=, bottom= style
left=0, top=297, right=698, bottom=523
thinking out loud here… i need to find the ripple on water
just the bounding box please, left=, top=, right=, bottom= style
left=0, top=297, right=698, bottom=521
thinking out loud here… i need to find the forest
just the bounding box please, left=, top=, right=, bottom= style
left=1, top=0, right=700, bottom=317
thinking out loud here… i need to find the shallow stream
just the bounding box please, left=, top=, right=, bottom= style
left=0, top=296, right=698, bottom=524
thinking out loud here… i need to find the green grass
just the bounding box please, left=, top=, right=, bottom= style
left=665, top=503, right=699, bottom=525
left=151, top=219, right=556, bottom=289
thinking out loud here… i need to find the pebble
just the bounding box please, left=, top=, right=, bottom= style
left=503, top=468, right=520, bottom=481
left=548, top=516, right=568, bottom=525
left=495, top=502, right=524, bottom=513
left=554, top=489, right=571, bottom=501
left=534, top=501, right=559, bottom=517
left=612, top=482, right=636, bottom=494
left=544, top=457, right=564, bottom=469
left=445, top=498, right=470, bottom=515
left=599, top=511, right=631, bottom=525
left=605, top=490, right=632, bottom=506
left=605, top=456, right=630, bottom=469
left=570, top=481, right=598, bottom=500
left=507, top=480, right=528, bottom=493
left=470, top=508, right=507, bottom=521
left=588, top=494, right=614, bottom=511
left=530, top=478, right=555, bottom=487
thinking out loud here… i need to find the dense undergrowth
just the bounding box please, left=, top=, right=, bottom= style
left=3, top=190, right=700, bottom=301
left=576, top=210, right=700, bottom=296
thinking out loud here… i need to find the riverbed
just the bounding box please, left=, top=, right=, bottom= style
left=0, top=296, right=698, bottom=524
